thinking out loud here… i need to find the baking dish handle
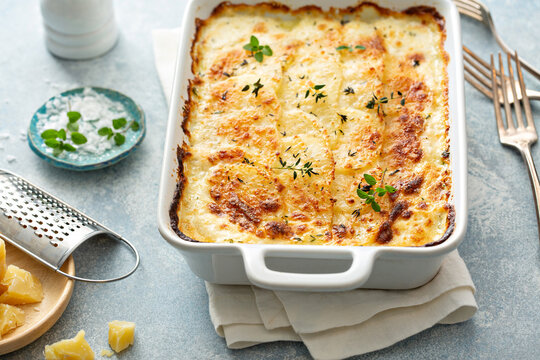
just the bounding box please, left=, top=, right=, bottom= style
left=240, top=247, right=378, bottom=291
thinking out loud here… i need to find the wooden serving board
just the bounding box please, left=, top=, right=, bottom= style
left=0, top=242, right=75, bottom=355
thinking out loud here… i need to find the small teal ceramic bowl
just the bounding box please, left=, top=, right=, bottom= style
left=28, top=87, right=146, bottom=171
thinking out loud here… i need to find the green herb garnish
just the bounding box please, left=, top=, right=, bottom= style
left=366, top=91, right=406, bottom=115
left=67, top=111, right=81, bottom=122
left=356, top=172, right=397, bottom=212
left=114, top=133, right=125, bottom=146
left=274, top=157, right=318, bottom=180
left=41, top=129, right=59, bottom=139
left=98, top=127, right=114, bottom=139
left=98, top=117, right=140, bottom=146
left=336, top=45, right=366, bottom=52
left=70, top=132, right=87, bottom=145
left=305, top=84, right=327, bottom=103
left=40, top=111, right=86, bottom=156
left=242, top=78, right=264, bottom=97
left=243, top=35, right=273, bottom=63
left=366, top=93, right=388, bottom=115
left=112, top=117, right=127, bottom=129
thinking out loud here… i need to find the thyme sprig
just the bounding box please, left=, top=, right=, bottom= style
left=356, top=172, right=396, bottom=212
left=242, top=78, right=264, bottom=97
left=366, top=91, right=406, bottom=115
left=242, top=157, right=255, bottom=166
left=366, top=94, right=388, bottom=115
left=274, top=157, right=318, bottom=179
left=305, top=84, right=327, bottom=103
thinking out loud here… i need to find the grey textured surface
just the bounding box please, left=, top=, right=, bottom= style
left=1, top=0, right=539, bottom=359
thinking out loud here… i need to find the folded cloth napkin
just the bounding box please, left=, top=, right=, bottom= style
left=152, top=28, right=477, bottom=360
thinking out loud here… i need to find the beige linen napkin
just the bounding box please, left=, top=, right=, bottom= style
left=152, top=28, right=477, bottom=360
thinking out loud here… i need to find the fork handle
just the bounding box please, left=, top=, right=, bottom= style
left=519, top=144, right=540, bottom=241
left=492, top=29, right=540, bottom=82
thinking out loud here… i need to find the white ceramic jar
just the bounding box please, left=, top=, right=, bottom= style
left=40, top=0, right=118, bottom=60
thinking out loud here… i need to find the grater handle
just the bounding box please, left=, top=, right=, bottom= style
left=0, top=231, right=140, bottom=283
left=55, top=233, right=140, bottom=283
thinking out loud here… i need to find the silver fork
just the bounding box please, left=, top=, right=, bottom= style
left=464, top=45, right=540, bottom=104
left=454, top=0, right=540, bottom=82
left=491, top=51, right=540, bottom=240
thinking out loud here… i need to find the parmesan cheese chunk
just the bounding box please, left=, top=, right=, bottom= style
left=108, top=320, right=135, bottom=353
left=44, top=330, right=95, bottom=360
left=0, top=265, right=44, bottom=305
left=0, top=239, right=6, bottom=280
left=0, top=303, right=25, bottom=338
left=0, top=240, right=7, bottom=295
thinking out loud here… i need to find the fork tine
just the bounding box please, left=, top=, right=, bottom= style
left=499, top=53, right=515, bottom=130
left=490, top=54, right=505, bottom=135
left=464, top=55, right=494, bottom=89
left=454, top=0, right=482, bottom=14
left=463, top=46, right=500, bottom=82
left=463, top=46, right=507, bottom=92
left=515, top=50, right=536, bottom=131
left=464, top=66, right=493, bottom=99
left=455, top=0, right=482, bottom=10
left=464, top=53, right=493, bottom=84
left=507, top=53, right=525, bottom=129
left=464, top=71, right=494, bottom=99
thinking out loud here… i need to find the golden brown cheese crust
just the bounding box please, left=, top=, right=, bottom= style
left=171, top=1, right=452, bottom=247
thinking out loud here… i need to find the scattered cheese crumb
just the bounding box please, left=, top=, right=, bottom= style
left=44, top=330, right=95, bottom=360
left=0, top=133, right=9, bottom=140
left=108, top=320, right=135, bottom=353
left=6, top=155, right=16, bottom=163
left=100, top=349, right=114, bottom=357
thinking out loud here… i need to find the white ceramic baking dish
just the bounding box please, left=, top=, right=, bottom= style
left=157, top=0, right=467, bottom=291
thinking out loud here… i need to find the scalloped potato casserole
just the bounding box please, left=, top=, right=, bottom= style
left=171, top=2, right=453, bottom=247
